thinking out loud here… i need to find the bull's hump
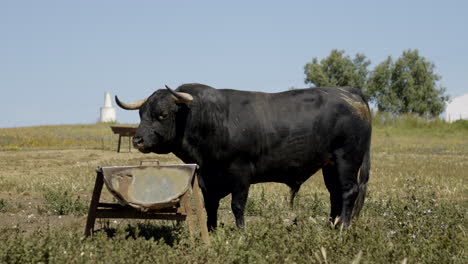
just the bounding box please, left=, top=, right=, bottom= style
left=177, top=83, right=214, bottom=93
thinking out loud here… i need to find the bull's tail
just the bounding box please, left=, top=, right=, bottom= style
left=352, top=143, right=371, bottom=219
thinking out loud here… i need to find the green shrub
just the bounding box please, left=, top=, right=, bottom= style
left=452, top=119, right=468, bottom=129
left=40, top=189, right=87, bottom=216
left=0, top=199, right=8, bottom=212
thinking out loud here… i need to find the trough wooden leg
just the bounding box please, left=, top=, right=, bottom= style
left=192, top=175, right=210, bottom=245
left=117, top=135, right=122, bottom=152
left=84, top=170, right=104, bottom=238
left=180, top=191, right=196, bottom=239
left=128, top=136, right=132, bottom=152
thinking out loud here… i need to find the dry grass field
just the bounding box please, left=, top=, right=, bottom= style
left=0, top=119, right=466, bottom=263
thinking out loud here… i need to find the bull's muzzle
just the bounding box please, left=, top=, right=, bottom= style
left=132, top=136, right=145, bottom=149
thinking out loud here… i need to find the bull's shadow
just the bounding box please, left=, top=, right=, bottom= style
left=98, top=221, right=184, bottom=246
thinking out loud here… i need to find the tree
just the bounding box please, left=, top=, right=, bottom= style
left=304, top=49, right=371, bottom=92
left=368, top=49, right=448, bottom=116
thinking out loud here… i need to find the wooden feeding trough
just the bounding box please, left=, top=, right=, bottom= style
left=110, top=126, right=138, bottom=152
left=84, top=160, right=209, bottom=244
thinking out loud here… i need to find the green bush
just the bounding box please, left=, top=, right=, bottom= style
left=452, top=119, right=468, bottom=129
left=40, top=189, right=87, bottom=216
left=0, top=199, right=8, bottom=212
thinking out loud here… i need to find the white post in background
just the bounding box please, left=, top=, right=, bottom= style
left=100, top=92, right=116, bottom=122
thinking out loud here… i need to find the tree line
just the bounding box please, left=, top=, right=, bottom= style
left=303, top=49, right=448, bottom=117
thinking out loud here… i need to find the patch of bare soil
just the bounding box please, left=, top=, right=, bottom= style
left=0, top=192, right=84, bottom=234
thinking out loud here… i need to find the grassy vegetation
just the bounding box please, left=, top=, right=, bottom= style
left=0, top=123, right=134, bottom=151
left=372, top=112, right=468, bottom=136
left=0, top=117, right=466, bottom=263
left=38, top=189, right=88, bottom=216
left=0, top=199, right=8, bottom=212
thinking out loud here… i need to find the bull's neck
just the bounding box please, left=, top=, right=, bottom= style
left=172, top=98, right=227, bottom=167
left=171, top=104, right=203, bottom=166
left=172, top=144, right=201, bottom=165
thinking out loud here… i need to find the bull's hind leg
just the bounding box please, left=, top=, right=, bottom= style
left=288, top=184, right=300, bottom=210
left=323, top=159, right=359, bottom=227
left=322, top=165, right=342, bottom=223
left=231, top=184, right=250, bottom=228
left=337, top=161, right=359, bottom=226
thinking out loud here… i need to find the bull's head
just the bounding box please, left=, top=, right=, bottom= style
left=115, top=85, right=193, bottom=154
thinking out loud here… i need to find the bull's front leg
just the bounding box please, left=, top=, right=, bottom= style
left=202, top=190, right=220, bottom=231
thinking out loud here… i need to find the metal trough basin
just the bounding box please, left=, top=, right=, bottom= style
left=101, top=163, right=198, bottom=211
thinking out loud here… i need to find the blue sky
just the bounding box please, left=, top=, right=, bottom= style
left=1, top=0, right=467, bottom=127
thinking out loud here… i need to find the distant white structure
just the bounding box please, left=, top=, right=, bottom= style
left=445, top=93, right=468, bottom=122
left=100, top=92, right=116, bottom=122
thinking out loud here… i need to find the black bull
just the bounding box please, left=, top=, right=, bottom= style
left=116, top=83, right=371, bottom=229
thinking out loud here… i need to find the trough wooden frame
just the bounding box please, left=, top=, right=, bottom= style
left=110, top=126, right=137, bottom=152
left=84, top=167, right=210, bottom=244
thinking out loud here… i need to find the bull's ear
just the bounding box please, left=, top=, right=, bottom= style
left=165, top=85, right=193, bottom=104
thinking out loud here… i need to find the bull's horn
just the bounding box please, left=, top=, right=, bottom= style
left=165, top=85, right=193, bottom=104
left=115, top=96, right=147, bottom=110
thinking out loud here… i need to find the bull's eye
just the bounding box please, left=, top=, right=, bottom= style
left=158, top=113, right=168, bottom=120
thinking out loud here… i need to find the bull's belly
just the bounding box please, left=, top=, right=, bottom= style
left=250, top=159, right=323, bottom=186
